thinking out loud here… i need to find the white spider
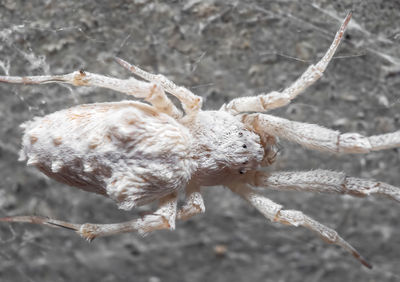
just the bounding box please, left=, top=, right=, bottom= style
left=0, top=13, right=399, bottom=268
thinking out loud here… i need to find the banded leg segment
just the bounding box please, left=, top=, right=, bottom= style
left=229, top=184, right=372, bottom=268
left=177, top=185, right=205, bottom=220
left=0, top=192, right=178, bottom=240
left=0, top=189, right=207, bottom=240
left=115, top=57, right=203, bottom=113
left=0, top=70, right=182, bottom=118
left=252, top=170, right=400, bottom=202
left=223, top=13, right=351, bottom=114
left=243, top=113, right=400, bottom=154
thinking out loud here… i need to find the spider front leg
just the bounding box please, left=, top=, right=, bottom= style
left=0, top=69, right=182, bottom=118
left=229, top=184, right=372, bottom=268
left=0, top=192, right=178, bottom=240
left=222, top=12, right=351, bottom=114
left=243, top=113, right=400, bottom=153
left=252, top=170, right=400, bottom=202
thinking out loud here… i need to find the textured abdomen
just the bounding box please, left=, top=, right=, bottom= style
left=20, top=101, right=194, bottom=210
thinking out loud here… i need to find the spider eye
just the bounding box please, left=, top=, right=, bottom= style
left=242, top=144, right=247, bottom=148
left=238, top=132, right=243, bottom=137
left=239, top=168, right=245, bottom=174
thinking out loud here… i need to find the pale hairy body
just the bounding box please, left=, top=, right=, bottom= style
left=1, top=13, right=399, bottom=269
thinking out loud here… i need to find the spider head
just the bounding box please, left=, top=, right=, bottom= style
left=240, top=113, right=280, bottom=166
left=183, top=111, right=265, bottom=185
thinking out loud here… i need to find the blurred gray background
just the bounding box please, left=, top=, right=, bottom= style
left=0, top=1, right=400, bottom=281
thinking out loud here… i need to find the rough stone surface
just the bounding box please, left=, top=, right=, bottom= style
left=0, top=1, right=400, bottom=281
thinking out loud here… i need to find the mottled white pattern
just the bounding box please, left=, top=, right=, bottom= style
left=0, top=13, right=399, bottom=269
left=20, top=101, right=194, bottom=209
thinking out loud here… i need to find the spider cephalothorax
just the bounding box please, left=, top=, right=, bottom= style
left=1, top=13, right=399, bottom=268
left=182, top=110, right=265, bottom=185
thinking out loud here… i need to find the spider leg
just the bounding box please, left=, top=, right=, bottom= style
left=229, top=184, right=372, bottom=268
left=177, top=185, right=205, bottom=220
left=0, top=189, right=207, bottom=240
left=0, top=70, right=182, bottom=118
left=222, top=13, right=351, bottom=114
left=252, top=170, right=400, bottom=202
left=0, top=192, right=178, bottom=240
left=115, top=57, right=203, bottom=113
left=243, top=113, right=400, bottom=153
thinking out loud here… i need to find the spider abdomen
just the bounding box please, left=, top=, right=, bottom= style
left=19, top=101, right=195, bottom=210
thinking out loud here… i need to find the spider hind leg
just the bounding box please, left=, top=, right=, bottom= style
left=0, top=69, right=182, bottom=118
left=115, top=57, right=203, bottom=113
left=0, top=189, right=207, bottom=240
left=0, top=193, right=178, bottom=240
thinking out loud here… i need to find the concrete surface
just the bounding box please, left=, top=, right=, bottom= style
left=0, top=1, right=400, bottom=281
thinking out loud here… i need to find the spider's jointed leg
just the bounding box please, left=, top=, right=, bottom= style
left=252, top=170, right=400, bottom=202
left=223, top=13, right=351, bottom=114
left=229, top=184, right=372, bottom=268
left=0, top=190, right=206, bottom=240
left=0, top=70, right=182, bottom=118
left=177, top=185, right=205, bottom=221
left=0, top=193, right=178, bottom=240
left=243, top=113, right=400, bottom=154
left=115, top=57, right=203, bottom=113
